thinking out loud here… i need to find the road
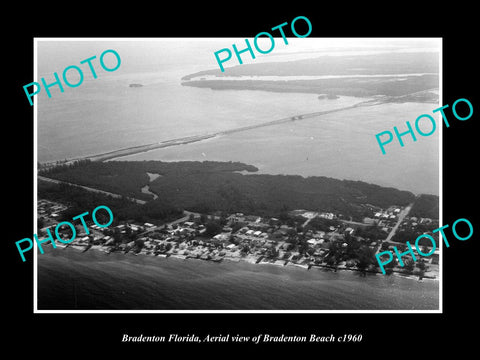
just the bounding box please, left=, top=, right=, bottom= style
left=39, top=98, right=380, bottom=167
left=301, top=212, right=319, bottom=227
left=374, top=203, right=414, bottom=254
left=137, top=210, right=200, bottom=236
left=39, top=175, right=200, bottom=234
left=38, top=175, right=147, bottom=205
left=384, top=203, right=413, bottom=242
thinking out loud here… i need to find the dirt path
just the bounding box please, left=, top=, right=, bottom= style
left=38, top=175, right=147, bottom=205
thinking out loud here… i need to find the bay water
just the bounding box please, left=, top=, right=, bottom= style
left=36, top=40, right=440, bottom=310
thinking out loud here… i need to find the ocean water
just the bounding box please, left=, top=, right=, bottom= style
left=38, top=71, right=439, bottom=195
left=118, top=101, right=439, bottom=195
left=37, top=71, right=365, bottom=162
left=37, top=247, right=439, bottom=310
left=37, top=40, right=440, bottom=195
left=36, top=41, right=440, bottom=311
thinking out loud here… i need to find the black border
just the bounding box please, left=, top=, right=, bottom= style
left=7, top=4, right=478, bottom=354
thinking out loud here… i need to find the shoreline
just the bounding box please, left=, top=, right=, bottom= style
left=38, top=90, right=436, bottom=167
left=38, top=243, right=440, bottom=311
left=39, top=98, right=376, bottom=166
left=52, top=242, right=437, bottom=283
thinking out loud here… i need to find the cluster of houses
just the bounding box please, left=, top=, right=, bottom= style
left=86, top=211, right=366, bottom=268
left=38, top=205, right=346, bottom=267
left=388, top=214, right=438, bottom=265
left=373, top=206, right=401, bottom=219
left=38, top=199, right=67, bottom=224
left=401, top=216, right=435, bottom=228
left=37, top=199, right=439, bottom=277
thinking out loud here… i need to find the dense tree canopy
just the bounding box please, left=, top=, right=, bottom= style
left=409, top=194, right=439, bottom=219
left=40, top=160, right=417, bottom=221
left=38, top=180, right=182, bottom=224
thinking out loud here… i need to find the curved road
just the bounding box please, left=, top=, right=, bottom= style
left=38, top=175, right=147, bottom=205
left=38, top=176, right=200, bottom=234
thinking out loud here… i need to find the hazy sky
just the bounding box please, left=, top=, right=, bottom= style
left=36, top=38, right=441, bottom=77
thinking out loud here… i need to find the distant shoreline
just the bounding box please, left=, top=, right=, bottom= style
left=39, top=87, right=438, bottom=168
left=180, top=76, right=439, bottom=100
left=39, top=98, right=377, bottom=167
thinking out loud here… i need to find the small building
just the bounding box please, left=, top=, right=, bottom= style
left=269, top=218, right=280, bottom=225
left=319, top=212, right=334, bottom=220
left=79, top=236, right=90, bottom=243
left=228, top=214, right=245, bottom=223
left=303, top=211, right=317, bottom=219
left=213, top=233, right=230, bottom=241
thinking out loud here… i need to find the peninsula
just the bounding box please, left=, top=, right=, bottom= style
left=181, top=52, right=439, bottom=101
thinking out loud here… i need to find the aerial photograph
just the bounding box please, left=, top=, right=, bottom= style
left=35, top=38, right=441, bottom=311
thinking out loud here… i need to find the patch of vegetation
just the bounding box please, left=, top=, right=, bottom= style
left=410, top=194, right=439, bottom=219
left=38, top=179, right=182, bottom=225
left=39, top=160, right=415, bottom=221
